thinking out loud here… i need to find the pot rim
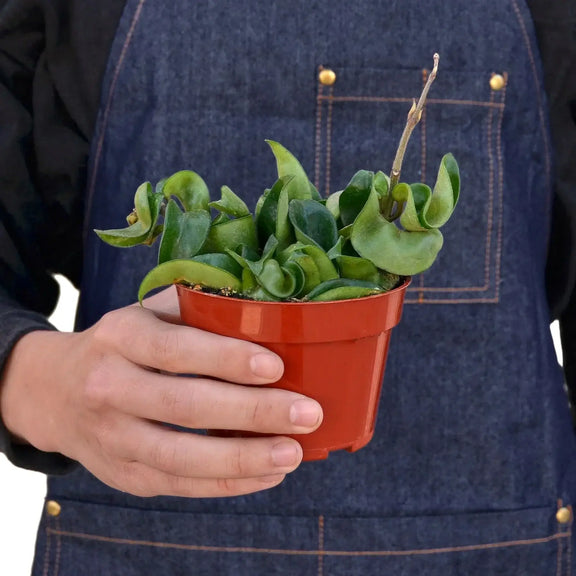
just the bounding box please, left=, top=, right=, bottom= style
left=175, top=276, right=411, bottom=308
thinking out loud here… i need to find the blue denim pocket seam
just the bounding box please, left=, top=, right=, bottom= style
left=38, top=500, right=573, bottom=576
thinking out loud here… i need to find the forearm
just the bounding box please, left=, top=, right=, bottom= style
left=0, top=322, right=78, bottom=474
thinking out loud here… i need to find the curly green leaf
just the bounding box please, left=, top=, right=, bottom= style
left=351, top=188, right=444, bottom=275
left=266, top=140, right=321, bottom=200
left=95, top=182, right=163, bottom=247
left=397, top=153, right=460, bottom=231
left=202, top=215, right=258, bottom=254
left=161, top=170, right=210, bottom=212
left=158, top=200, right=211, bottom=264
left=209, top=185, right=250, bottom=218
left=138, top=259, right=241, bottom=303
left=306, top=278, right=382, bottom=302
left=288, top=199, right=339, bottom=252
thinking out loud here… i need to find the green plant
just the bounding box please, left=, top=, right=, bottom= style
left=96, top=54, right=459, bottom=303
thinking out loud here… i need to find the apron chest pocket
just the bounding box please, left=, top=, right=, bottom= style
left=314, top=65, right=507, bottom=304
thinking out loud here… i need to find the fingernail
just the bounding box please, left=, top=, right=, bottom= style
left=258, top=474, right=286, bottom=485
left=289, top=399, right=322, bottom=428
left=250, top=354, right=282, bottom=379
left=271, top=441, right=301, bottom=467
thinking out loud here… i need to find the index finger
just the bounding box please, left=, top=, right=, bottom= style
left=102, top=305, right=284, bottom=384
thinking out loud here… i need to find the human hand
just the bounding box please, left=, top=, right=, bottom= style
left=0, top=287, right=323, bottom=497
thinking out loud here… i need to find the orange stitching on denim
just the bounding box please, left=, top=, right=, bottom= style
left=54, top=518, right=62, bottom=576
left=46, top=527, right=568, bottom=557
left=418, top=276, right=425, bottom=303
left=426, top=98, right=504, bottom=108
left=493, top=75, right=508, bottom=303
left=510, top=0, right=552, bottom=214
left=408, top=285, right=490, bottom=293
left=317, top=95, right=412, bottom=103
left=315, top=74, right=324, bottom=192
left=483, top=89, right=496, bottom=294
left=418, top=69, right=428, bottom=303
left=324, top=87, right=334, bottom=196
left=406, top=297, right=499, bottom=304
left=42, top=525, right=51, bottom=576
left=566, top=506, right=573, bottom=576
left=421, top=69, right=428, bottom=185
left=317, top=95, right=505, bottom=109
left=558, top=511, right=564, bottom=576
left=84, top=0, right=147, bottom=243
left=318, top=516, right=324, bottom=576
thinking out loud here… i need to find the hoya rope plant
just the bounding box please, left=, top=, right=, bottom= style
left=96, top=54, right=459, bottom=303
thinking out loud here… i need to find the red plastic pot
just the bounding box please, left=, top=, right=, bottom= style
left=176, top=278, right=410, bottom=460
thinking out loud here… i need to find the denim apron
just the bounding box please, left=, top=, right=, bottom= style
left=34, top=1, right=576, bottom=574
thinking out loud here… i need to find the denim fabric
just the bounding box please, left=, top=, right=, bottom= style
left=36, top=498, right=571, bottom=576
left=35, top=0, right=576, bottom=574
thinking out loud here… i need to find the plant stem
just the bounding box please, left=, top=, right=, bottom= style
left=382, top=53, right=440, bottom=221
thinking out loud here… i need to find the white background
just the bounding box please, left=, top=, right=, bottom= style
left=0, top=275, right=565, bottom=575
left=0, top=276, right=79, bottom=575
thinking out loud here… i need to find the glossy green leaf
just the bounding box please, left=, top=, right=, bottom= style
left=257, top=259, right=299, bottom=298
left=429, top=152, right=460, bottom=226
left=351, top=188, right=444, bottom=275
left=191, top=253, right=243, bottom=279
left=288, top=199, right=339, bottom=252
left=283, top=252, right=321, bottom=296
left=244, top=235, right=278, bottom=277
left=373, top=171, right=390, bottom=199
left=326, top=236, right=343, bottom=259
left=138, top=259, right=241, bottom=303
left=213, top=213, right=230, bottom=225
left=143, top=224, right=164, bottom=246
left=294, top=243, right=338, bottom=281
left=397, top=153, right=460, bottom=231
left=255, top=187, right=269, bottom=219
left=275, top=182, right=293, bottom=250
left=325, top=190, right=342, bottom=222
left=242, top=268, right=258, bottom=293
left=279, top=242, right=337, bottom=297
left=379, top=271, right=401, bottom=291
left=158, top=200, right=211, bottom=264
left=256, top=178, right=294, bottom=247
left=266, top=140, right=321, bottom=200
left=225, top=244, right=261, bottom=271
left=209, top=185, right=250, bottom=218
left=339, top=170, right=374, bottom=226
left=247, top=286, right=281, bottom=302
left=161, top=170, right=210, bottom=212
left=392, top=182, right=426, bottom=231
left=202, top=215, right=258, bottom=254
left=306, top=278, right=382, bottom=302
left=155, top=178, right=167, bottom=195
left=335, top=255, right=380, bottom=283
left=95, top=182, right=163, bottom=247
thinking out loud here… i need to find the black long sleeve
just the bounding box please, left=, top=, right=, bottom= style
left=530, top=1, right=576, bottom=409
left=0, top=0, right=126, bottom=473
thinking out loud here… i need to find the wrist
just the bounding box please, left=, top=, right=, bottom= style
left=0, top=330, right=75, bottom=453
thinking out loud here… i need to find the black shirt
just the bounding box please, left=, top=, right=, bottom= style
left=0, top=0, right=575, bottom=473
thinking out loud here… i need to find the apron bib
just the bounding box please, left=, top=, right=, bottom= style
left=35, top=1, right=576, bottom=573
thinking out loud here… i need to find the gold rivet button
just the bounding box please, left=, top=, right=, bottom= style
left=46, top=500, right=62, bottom=517
left=318, top=68, right=337, bottom=86
left=489, top=74, right=506, bottom=91
left=556, top=507, right=571, bottom=524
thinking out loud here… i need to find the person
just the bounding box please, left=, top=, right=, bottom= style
left=0, top=0, right=575, bottom=574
